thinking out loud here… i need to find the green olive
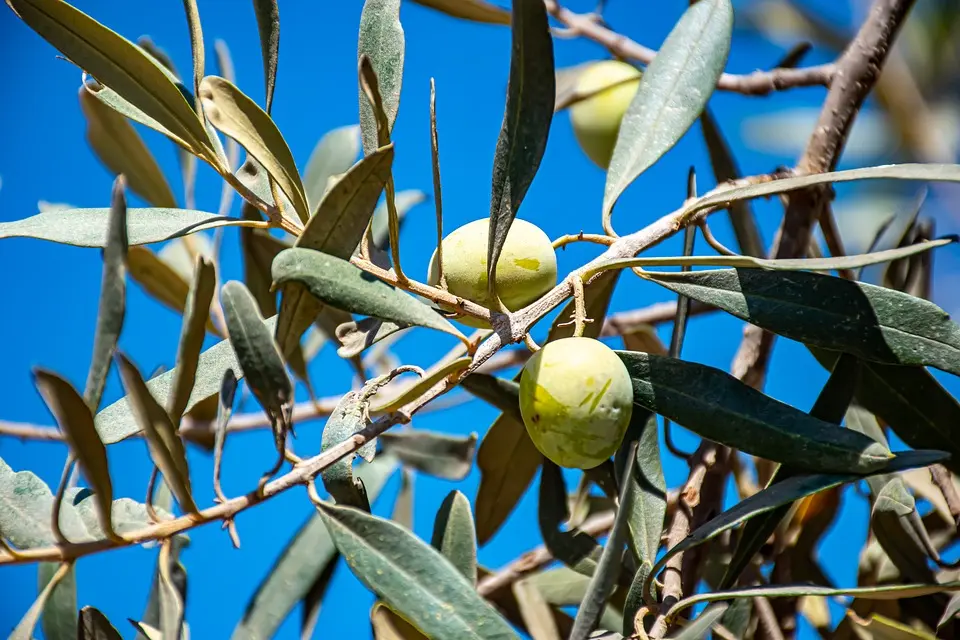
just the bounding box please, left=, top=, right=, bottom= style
left=569, top=60, right=641, bottom=170
left=427, top=218, right=557, bottom=328
left=519, top=337, right=634, bottom=469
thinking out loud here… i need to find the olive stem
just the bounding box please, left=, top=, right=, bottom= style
left=571, top=276, right=589, bottom=338
left=552, top=232, right=616, bottom=250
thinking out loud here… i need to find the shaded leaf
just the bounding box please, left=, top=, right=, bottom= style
left=337, top=317, right=409, bottom=359
left=487, top=0, right=554, bottom=295
left=642, top=267, right=960, bottom=377
left=272, top=248, right=464, bottom=343
left=252, top=0, right=280, bottom=113
left=116, top=353, right=198, bottom=513
left=939, top=593, right=960, bottom=631
left=603, top=0, right=732, bottom=225
left=370, top=189, right=427, bottom=252
left=665, top=603, right=728, bottom=640
left=79, top=86, right=177, bottom=208
left=95, top=319, right=276, bottom=444
left=315, top=501, right=519, bottom=639
left=128, top=247, right=192, bottom=318
left=39, top=561, right=77, bottom=640
left=539, top=460, right=601, bottom=577
left=276, top=144, right=396, bottom=355
left=168, top=256, right=217, bottom=424
left=380, top=430, right=478, bottom=481
left=34, top=370, right=116, bottom=539
left=370, top=602, right=430, bottom=640
left=650, top=449, right=947, bottom=584
left=623, top=413, right=666, bottom=573
left=230, top=457, right=397, bottom=640
left=409, top=0, right=511, bottom=25
left=9, top=562, right=71, bottom=640
left=460, top=373, right=523, bottom=422
left=0, top=207, right=248, bottom=248
left=431, top=490, right=478, bottom=584
left=512, top=580, right=561, bottom=640
left=85, top=178, right=129, bottom=410
left=7, top=0, right=211, bottom=156
left=617, top=351, right=892, bottom=473
left=303, top=124, right=361, bottom=211
left=79, top=606, right=124, bottom=640
left=221, top=281, right=292, bottom=425
left=158, top=539, right=185, bottom=640
left=199, top=76, right=309, bottom=223
left=358, top=0, right=405, bottom=156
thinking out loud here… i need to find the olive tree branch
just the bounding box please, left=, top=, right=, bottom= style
left=542, top=0, right=836, bottom=95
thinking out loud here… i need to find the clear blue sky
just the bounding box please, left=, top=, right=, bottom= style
left=2, top=1, right=959, bottom=638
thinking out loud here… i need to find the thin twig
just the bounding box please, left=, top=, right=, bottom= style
left=930, top=464, right=960, bottom=529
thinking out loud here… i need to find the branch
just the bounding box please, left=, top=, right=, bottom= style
left=543, top=0, right=835, bottom=95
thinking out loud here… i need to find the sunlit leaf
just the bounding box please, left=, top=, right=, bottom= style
left=0, top=207, right=249, bottom=248
left=79, top=606, right=124, bottom=640
left=409, top=0, right=511, bottom=25
left=358, top=0, right=405, bottom=156
left=168, top=256, right=217, bottom=424
left=603, top=0, right=732, bottom=227
left=315, top=501, right=519, bottom=639
left=487, top=0, right=554, bottom=296
left=0, top=459, right=89, bottom=548
left=252, top=0, right=280, bottom=113
left=666, top=603, right=729, bottom=640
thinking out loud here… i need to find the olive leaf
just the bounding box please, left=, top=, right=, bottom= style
left=78, top=86, right=178, bottom=208
left=640, top=267, right=960, bottom=377
left=252, top=0, right=280, bottom=113
left=0, top=207, right=249, bottom=248
left=603, top=0, right=733, bottom=228
left=303, top=124, right=362, bottom=211
left=115, top=353, right=198, bottom=514
left=539, top=460, right=602, bottom=577
left=358, top=0, right=405, bottom=156
left=409, top=0, right=511, bottom=24
left=315, top=501, right=519, bottom=639
left=618, top=351, right=894, bottom=474
left=432, top=490, right=478, bottom=584
left=230, top=457, right=398, bottom=640
left=199, top=76, right=309, bottom=223
left=9, top=562, right=72, bottom=640
left=7, top=0, right=212, bottom=158
left=39, top=560, right=77, bottom=640
left=168, top=256, right=217, bottom=425
left=272, top=248, right=465, bottom=344
left=0, top=458, right=90, bottom=548
left=79, top=606, right=124, bottom=640
left=486, top=0, right=554, bottom=297
left=379, top=430, right=478, bottom=480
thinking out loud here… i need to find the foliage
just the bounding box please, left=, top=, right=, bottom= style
left=2, top=0, right=960, bottom=638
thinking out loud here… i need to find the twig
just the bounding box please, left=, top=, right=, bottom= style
left=542, top=0, right=835, bottom=96
left=930, top=464, right=960, bottom=529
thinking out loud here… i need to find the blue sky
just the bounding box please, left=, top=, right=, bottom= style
left=2, top=1, right=959, bottom=638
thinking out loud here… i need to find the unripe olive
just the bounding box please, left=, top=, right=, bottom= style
left=427, top=218, right=557, bottom=328
left=519, top=337, right=634, bottom=469
left=569, top=60, right=641, bottom=170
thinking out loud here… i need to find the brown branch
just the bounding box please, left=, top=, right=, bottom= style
left=930, top=464, right=960, bottom=529
left=543, top=0, right=835, bottom=95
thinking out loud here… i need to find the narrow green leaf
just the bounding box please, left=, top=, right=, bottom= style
left=486, top=0, right=554, bottom=296
left=272, top=248, right=464, bottom=342
left=0, top=459, right=88, bottom=548
left=39, top=561, right=77, bottom=640
left=512, top=580, right=561, bottom=640
left=700, top=107, right=763, bottom=257
left=667, top=582, right=960, bottom=624
left=315, top=501, right=519, bottom=639
left=235, top=156, right=295, bottom=213
left=617, top=351, right=892, bottom=474
left=679, top=163, right=960, bottom=225
left=569, top=442, right=638, bottom=640
left=128, top=248, right=189, bottom=316
left=79, top=86, right=178, bottom=208
left=811, top=348, right=960, bottom=475
left=539, top=460, right=601, bottom=577
left=624, top=413, right=666, bottom=573
left=276, top=144, right=395, bottom=355
left=34, top=370, right=116, bottom=540
left=79, top=606, right=124, bottom=640
left=230, top=458, right=397, bottom=640
left=199, top=76, right=309, bottom=223
left=641, top=267, right=960, bottom=377
left=370, top=189, right=427, bottom=252
left=303, top=124, right=361, bottom=211
left=603, top=0, right=732, bottom=226
left=84, top=178, right=129, bottom=410
left=168, top=255, right=217, bottom=424
left=10, top=562, right=71, bottom=640
left=431, top=490, right=478, bottom=584
left=7, top=0, right=212, bottom=157
left=650, top=449, right=947, bottom=586
left=371, top=357, right=471, bottom=414
left=665, top=603, right=728, bottom=640
left=251, top=0, right=280, bottom=113
left=410, top=0, right=511, bottom=24
left=221, top=280, right=292, bottom=424
left=138, top=536, right=187, bottom=640
left=213, top=39, right=240, bottom=213
left=158, top=540, right=185, bottom=640
left=95, top=319, right=276, bottom=444
left=0, top=207, right=249, bottom=248
left=522, top=567, right=619, bottom=633
left=392, top=468, right=415, bottom=529
left=380, top=430, right=478, bottom=480
left=358, top=0, right=404, bottom=156
left=461, top=374, right=523, bottom=421
left=116, top=353, right=198, bottom=513
left=180, top=0, right=203, bottom=111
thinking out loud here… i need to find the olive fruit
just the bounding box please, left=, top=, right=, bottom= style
left=569, top=60, right=641, bottom=170
left=427, top=218, right=557, bottom=328
left=519, top=337, right=634, bottom=469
